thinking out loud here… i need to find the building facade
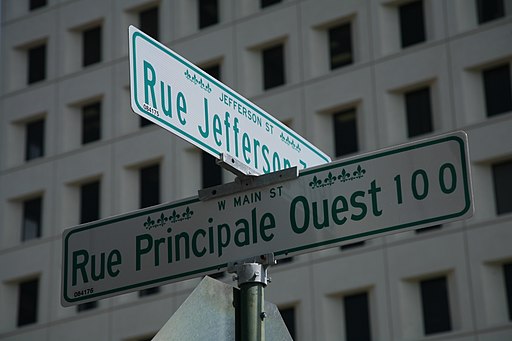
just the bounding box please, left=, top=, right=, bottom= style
left=1, top=0, right=512, bottom=340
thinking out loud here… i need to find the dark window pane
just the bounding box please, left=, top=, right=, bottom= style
left=80, top=181, right=100, bottom=224
left=82, top=102, right=101, bottom=144
left=140, top=116, right=153, bottom=127
left=202, top=152, right=222, bottom=188
left=262, top=44, right=285, bottom=90
left=17, top=278, right=39, bottom=326
left=476, top=0, right=505, bottom=24
left=399, top=0, right=426, bottom=48
left=405, top=87, right=433, bottom=138
left=82, top=26, right=102, bottom=67
left=420, top=276, right=452, bottom=335
left=279, top=307, right=296, bottom=339
left=208, top=271, right=225, bottom=279
left=329, top=23, right=353, bottom=70
left=28, top=44, right=46, bottom=84
left=261, top=0, right=281, bottom=8
left=203, top=64, right=221, bottom=81
left=139, top=7, right=159, bottom=40
left=22, top=197, right=42, bottom=241
left=333, top=108, right=358, bottom=157
left=29, top=0, right=47, bottom=11
left=276, top=257, right=293, bottom=265
left=199, top=0, right=219, bottom=29
left=140, top=164, right=160, bottom=209
left=415, top=225, right=442, bottom=234
left=25, top=118, right=45, bottom=161
left=504, top=263, right=512, bottom=320
left=77, top=301, right=98, bottom=312
left=483, top=64, right=512, bottom=117
left=340, top=241, right=365, bottom=251
left=492, top=160, right=512, bottom=215
left=344, top=292, right=371, bottom=341
left=139, top=286, right=160, bottom=297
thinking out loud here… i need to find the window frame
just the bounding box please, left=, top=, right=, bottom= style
left=27, top=43, right=46, bottom=84
left=398, top=0, right=426, bottom=48
left=262, top=43, right=286, bottom=90
left=22, top=196, right=43, bottom=241
left=404, top=86, right=434, bottom=138
left=17, top=278, right=39, bottom=327
left=328, top=21, right=353, bottom=70
left=25, top=117, right=45, bottom=161
left=82, top=25, right=102, bottom=67
left=419, top=276, right=453, bottom=335
left=333, top=107, right=358, bottom=157
left=81, top=102, right=102, bottom=144
left=139, top=164, right=161, bottom=209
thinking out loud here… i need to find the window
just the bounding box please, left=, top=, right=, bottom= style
left=415, top=225, right=442, bottom=234
left=22, top=197, right=42, bottom=241
left=17, top=278, right=39, bottom=327
left=328, top=22, right=353, bottom=70
left=139, top=286, right=160, bottom=297
left=420, top=276, right=452, bottom=335
left=340, top=241, right=365, bottom=251
left=483, top=64, right=512, bottom=117
left=492, top=160, right=512, bottom=215
left=277, top=257, right=293, bottom=265
left=504, top=262, right=512, bottom=320
left=405, top=87, right=433, bottom=138
left=202, top=152, right=222, bottom=188
left=28, top=44, right=46, bottom=84
left=279, top=307, right=296, bottom=339
left=139, top=7, right=159, bottom=40
left=80, top=181, right=100, bottom=224
left=199, top=0, right=219, bottom=29
left=399, top=0, right=426, bottom=48
left=344, top=292, right=371, bottom=341
left=476, top=0, right=505, bottom=24
left=77, top=301, right=98, bottom=312
left=140, top=116, right=152, bottom=127
left=29, top=0, right=46, bottom=11
left=25, top=118, right=45, bottom=161
left=262, top=44, right=285, bottom=90
left=261, top=0, right=281, bottom=8
left=140, top=164, right=160, bottom=209
left=82, top=102, right=101, bottom=144
left=333, top=108, right=358, bottom=157
left=203, top=64, right=221, bottom=81
left=82, top=26, right=102, bottom=67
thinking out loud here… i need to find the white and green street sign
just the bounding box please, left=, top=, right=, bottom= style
left=61, top=132, right=473, bottom=306
left=128, top=26, right=330, bottom=175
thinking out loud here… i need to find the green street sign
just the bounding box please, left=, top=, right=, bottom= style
left=62, top=131, right=473, bottom=306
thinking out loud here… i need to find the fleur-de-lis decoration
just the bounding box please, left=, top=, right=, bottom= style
left=143, top=216, right=155, bottom=228
left=169, top=210, right=180, bottom=223
left=182, top=207, right=194, bottom=219
left=324, top=172, right=337, bottom=186
left=157, top=213, right=168, bottom=225
left=353, top=165, right=366, bottom=178
left=338, top=168, right=351, bottom=181
left=309, top=176, right=322, bottom=189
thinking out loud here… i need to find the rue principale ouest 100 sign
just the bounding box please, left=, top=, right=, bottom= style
left=61, top=128, right=473, bottom=306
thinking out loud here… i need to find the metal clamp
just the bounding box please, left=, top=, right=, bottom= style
left=198, top=162, right=298, bottom=201
left=228, top=254, right=275, bottom=286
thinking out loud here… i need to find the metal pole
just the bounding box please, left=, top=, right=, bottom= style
left=229, top=255, right=274, bottom=341
left=240, top=264, right=265, bottom=341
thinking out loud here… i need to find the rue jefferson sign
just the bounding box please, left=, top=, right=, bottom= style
left=129, top=26, right=330, bottom=175
left=62, top=132, right=472, bottom=306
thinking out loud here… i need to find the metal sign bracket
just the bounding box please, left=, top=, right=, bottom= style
left=198, top=157, right=298, bottom=201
